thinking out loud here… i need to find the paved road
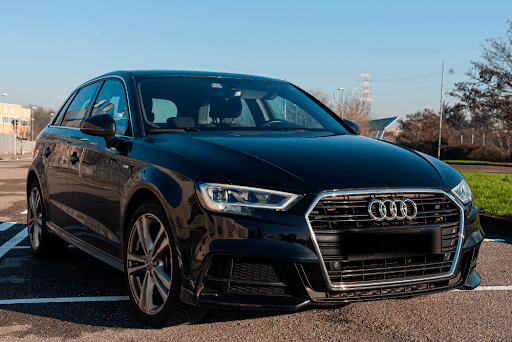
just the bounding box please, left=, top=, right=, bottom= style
left=448, top=163, right=512, bottom=174
left=0, top=159, right=511, bottom=341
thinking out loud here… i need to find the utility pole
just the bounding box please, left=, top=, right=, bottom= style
left=437, top=62, right=445, bottom=160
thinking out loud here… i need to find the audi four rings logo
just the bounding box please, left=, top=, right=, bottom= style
left=368, top=198, right=418, bottom=221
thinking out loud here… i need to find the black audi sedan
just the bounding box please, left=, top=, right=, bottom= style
left=26, top=70, right=484, bottom=326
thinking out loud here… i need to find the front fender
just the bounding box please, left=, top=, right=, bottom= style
left=121, top=165, right=203, bottom=293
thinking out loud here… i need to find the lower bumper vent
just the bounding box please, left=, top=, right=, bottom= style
left=203, top=256, right=289, bottom=296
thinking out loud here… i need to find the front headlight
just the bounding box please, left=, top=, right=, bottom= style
left=451, top=179, right=473, bottom=206
left=195, top=182, right=302, bottom=215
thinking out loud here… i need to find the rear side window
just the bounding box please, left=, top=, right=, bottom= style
left=61, top=82, right=100, bottom=127
left=90, top=79, right=131, bottom=136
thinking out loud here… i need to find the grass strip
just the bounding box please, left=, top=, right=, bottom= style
left=461, top=172, right=512, bottom=217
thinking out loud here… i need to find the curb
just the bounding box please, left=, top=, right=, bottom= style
left=480, top=214, right=512, bottom=236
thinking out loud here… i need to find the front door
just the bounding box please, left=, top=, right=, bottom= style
left=67, top=79, right=131, bottom=258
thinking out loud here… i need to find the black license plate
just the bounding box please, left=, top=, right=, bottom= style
left=343, top=227, right=441, bottom=260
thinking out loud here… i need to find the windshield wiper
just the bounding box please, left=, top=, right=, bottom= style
left=150, top=128, right=201, bottom=133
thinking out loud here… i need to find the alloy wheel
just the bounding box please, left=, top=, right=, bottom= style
left=28, top=186, right=43, bottom=250
left=127, top=213, right=173, bottom=316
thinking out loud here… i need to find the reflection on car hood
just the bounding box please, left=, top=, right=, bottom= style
left=149, top=131, right=458, bottom=195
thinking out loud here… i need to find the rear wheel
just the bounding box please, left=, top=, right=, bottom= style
left=27, top=180, right=68, bottom=258
left=124, top=200, right=207, bottom=327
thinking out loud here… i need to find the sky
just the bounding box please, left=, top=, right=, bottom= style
left=0, top=0, right=511, bottom=124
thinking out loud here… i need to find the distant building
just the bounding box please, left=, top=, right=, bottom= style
left=367, top=117, right=399, bottom=142
left=0, top=103, right=31, bottom=138
left=382, top=128, right=401, bottom=143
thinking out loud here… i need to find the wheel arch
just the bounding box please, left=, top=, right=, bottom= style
left=121, top=185, right=189, bottom=296
left=26, top=170, right=39, bottom=196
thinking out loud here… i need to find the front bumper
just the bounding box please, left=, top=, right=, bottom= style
left=180, top=241, right=482, bottom=309
left=178, top=191, right=484, bottom=309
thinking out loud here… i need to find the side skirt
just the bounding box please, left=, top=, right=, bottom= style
left=46, top=221, right=124, bottom=271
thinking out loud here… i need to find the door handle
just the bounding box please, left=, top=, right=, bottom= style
left=44, top=149, right=51, bottom=157
left=69, top=153, right=79, bottom=164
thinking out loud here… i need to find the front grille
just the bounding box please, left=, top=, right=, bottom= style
left=309, top=192, right=459, bottom=230
left=328, top=253, right=454, bottom=283
left=308, top=191, right=461, bottom=287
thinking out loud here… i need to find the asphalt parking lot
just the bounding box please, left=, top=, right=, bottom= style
left=0, top=158, right=511, bottom=341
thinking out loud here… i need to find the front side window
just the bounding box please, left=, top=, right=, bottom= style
left=90, top=79, right=131, bottom=136
left=61, top=82, right=100, bottom=127
left=136, top=76, right=348, bottom=135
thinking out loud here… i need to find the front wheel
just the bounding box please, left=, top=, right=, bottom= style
left=124, top=200, right=207, bottom=327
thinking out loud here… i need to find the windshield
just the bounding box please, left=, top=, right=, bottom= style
left=136, top=76, right=349, bottom=135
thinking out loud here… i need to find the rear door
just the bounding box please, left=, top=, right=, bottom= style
left=43, top=83, right=100, bottom=230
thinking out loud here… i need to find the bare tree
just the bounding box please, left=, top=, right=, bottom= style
left=308, top=89, right=374, bottom=135
left=27, top=104, right=57, bottom=139
left=397, top=108, right=458, bottom=155
left=449, top=20, right=512, bottom=160
left=450, top=20, right=512, bottom=122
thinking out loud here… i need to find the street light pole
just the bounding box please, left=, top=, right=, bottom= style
left=2, top=93, right=7, bottom=133
left=13, top=119, right=17, bottom=156
left=338, top=88, right=344, bottom=120
left=32, top=107, right=36, bottom=142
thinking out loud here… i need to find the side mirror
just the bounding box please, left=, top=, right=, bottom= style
left=80, top=114, right=116, bottom=137
left=343, top=119, right=360, bottom=134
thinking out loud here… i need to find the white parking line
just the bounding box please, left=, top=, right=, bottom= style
left=0, top=296, right=129, bottom=305
left=0, top=228, right=28, bottom=259
left=0, top=287, right=510, bottom=306
left=0, top=222, right=16, bottom=232
left=456, top=286, right=512, bottom=291
left=20, top=210, right=28, bottom=215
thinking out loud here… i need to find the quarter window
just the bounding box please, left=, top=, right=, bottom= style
left=52, top=93, right=76, bottom=126
left=91, top=80, right=131, bottom=136
left=61, top=82, right=100, bottom=127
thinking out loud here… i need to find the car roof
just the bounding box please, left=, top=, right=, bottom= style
left=91, top=70, right=283, bottom=83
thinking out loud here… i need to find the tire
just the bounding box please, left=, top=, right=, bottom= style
left=27, top=180, right=68, bottom=258
left=124, top=200, right=207, bottom=327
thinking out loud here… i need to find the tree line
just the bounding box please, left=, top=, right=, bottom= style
left=399, top=20, right=512, bottom=161
left=19, top=105, right=56, bottom=140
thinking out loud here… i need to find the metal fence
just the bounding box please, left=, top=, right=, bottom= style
left=0, top=132, right=35, bottom=156
left=457, top=131, right=512, bottom=149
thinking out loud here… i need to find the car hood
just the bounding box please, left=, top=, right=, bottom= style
left=147, top=131, right=462, bottom=195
